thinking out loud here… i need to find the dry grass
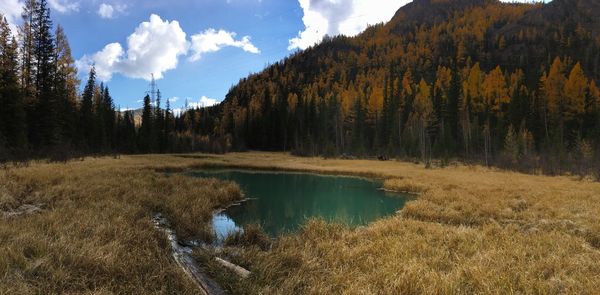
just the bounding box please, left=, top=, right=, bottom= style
left=2, top=152, right=600, bottom=294
left=0, top=155, right=241, bottom=294
left=186, top=152, right=600, bottom=294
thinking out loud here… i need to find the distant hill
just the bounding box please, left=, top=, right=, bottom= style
left=189, top=0, right=600, bottom=171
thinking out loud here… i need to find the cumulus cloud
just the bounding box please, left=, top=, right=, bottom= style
left=187, top=96, right=219, bottom=108
left=97, top=3, right=113, bottom=18
left=1, top=0, right=78, bottom=33
left=289, top=0, right=552, bottom=50
left=198, top=95, right=219, bottom=107
left=0, top=0, right=24, bottom=34
left=77, top=14, right=260, bottom=81
left=48, top=0, right=79, bottom=13
left=289, top=0, right=409, bottom=50
left=97, top=3, right=126, bottom=19
left=189, top=29, right=260, bottom=62
left=77, top=14, right=189, bottom=81
left=171, top=96, right=219, bottom=116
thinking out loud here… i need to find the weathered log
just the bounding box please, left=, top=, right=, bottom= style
left=153, top=214, right=225, bottom=295
left=215, top=257, right=251, bottom=279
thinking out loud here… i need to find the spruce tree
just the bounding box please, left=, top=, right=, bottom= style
left=164, top=99, right=173, bottom=152
left=33, top=0, right=58, bottom=147
left=102, top=86, right=115, bottom=150
left=80, top=67, right=96, bottom=150
left=139, top=94, right=154, bottom=153
left=19, top=0, right=37, bottom=126
left=0, top=17, right=27, bottom=150
left=54, top=25, right=79, bottom=146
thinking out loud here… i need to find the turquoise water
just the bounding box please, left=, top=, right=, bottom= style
left=191, top=170, right=411, bottom=238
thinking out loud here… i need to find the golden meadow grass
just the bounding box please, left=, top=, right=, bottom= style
left=2, top=152, right=600, bottom=294
left=0, top=155, right=242, bottom=294
left=192, top=152, right=600, bottom=294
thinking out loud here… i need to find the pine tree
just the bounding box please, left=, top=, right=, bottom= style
left=541, top=57, right=566, bottom=142
left=154, top=90, right=165, bottom=152
left=118, top=110, right=137, bottom=153
left=80, top=67, right=96, bottom=150
left=164, top=99, right=173, bottom=152
left=563, top=62, right=587, bottom=139
left=33, top=0, right=58, bottom=147
left=585, top=80, right=600, bottom=145
left=480, top=66, right=509, bottom=165
left=503, top=125, right=519, bottom=166
left=412, top=79, right=433, bottom=166
left=461, top=63, right=482, bottom=158
left=19, top=0, right=37, bottom=105
left=0, top=17, right=27, bottom=150
left=139, top=94, right=154, bottom=153
left=102, top=86, right=115, bottom=150
left=54, top=25, right=79, bottom=145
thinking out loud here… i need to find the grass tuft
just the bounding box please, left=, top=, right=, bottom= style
left=224, top=224, right=271, bottom=251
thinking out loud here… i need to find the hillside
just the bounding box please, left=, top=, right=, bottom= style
left=189, top=0, right=600, bottom=174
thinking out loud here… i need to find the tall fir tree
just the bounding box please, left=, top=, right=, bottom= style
left=80, top=67, right=96, bottom=150
left=32, top=0, right=58, bottom=147
left=54, top=25, right=79, bottom=146
left=0, top=17, right=27, bottom=150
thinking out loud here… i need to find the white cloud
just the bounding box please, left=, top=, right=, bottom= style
left=0, top=0, right=23, bottom=34
left=168, top=96, right=179, bottom=103
left=289, top=0, right=408, bottom=50
left=76, top=42, right=124, bottom=81
left=171, top=108, right=184, bottom=116
left=189, top=28, right=260, bottom=62
left=1, top=0, right=79, bottom=33
left=173, top=96, right=220, bottom=115
left=98, top=3, right=114, bottom=18
left=186, top=96, right=219, bottom=108
left=48, top=0, right=79, bottom=13
left=77, top=14, right=189, bottom=81
left=97, top=3, right=126, bottom=19
left=289, top=0, right=555, bottom=50
left=198, top=95, right=219, bottom=107
left=78, top=14, right=260, bottom=81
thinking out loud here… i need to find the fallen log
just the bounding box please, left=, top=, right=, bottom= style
left=215, top=257, right=251, bottom=279
left=153, top=214, right=225, bottom=295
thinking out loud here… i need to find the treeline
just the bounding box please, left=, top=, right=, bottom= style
left=202, top=0, right=600, bottom=176
left=0, top=0, right=82, bottom=160
left=0, top=0, right=127, bottom=160
left=0, top=0, right=230, bottom=162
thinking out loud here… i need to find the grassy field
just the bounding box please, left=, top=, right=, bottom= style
left=2, top=152, right=600, bottom=294
left=0, top=155, right=242, bottom=294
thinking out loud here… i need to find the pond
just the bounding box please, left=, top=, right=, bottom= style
left=191, top=170, right=412, bottom=239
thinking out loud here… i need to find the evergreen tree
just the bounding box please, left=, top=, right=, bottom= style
left=54, top=25, right=79, bottom=146
left=19, top=0, right=37, bottom=130
left=33, top=0, right=58, bottom=147
left=0, top=17, right=27, bottom=150
left=80, top=67, right=96, bottom=150
left=164, top=99, right=173, bottom=152
left=154, top=90, right=165, bottom=152
left=102, top=86, right=115, bottom=150
left=139, top=94, right=155, bottom=153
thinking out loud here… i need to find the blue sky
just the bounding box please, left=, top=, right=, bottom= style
left=61, top=0, right=308, bottom=111
left=0, top=0, right=548, bottom=111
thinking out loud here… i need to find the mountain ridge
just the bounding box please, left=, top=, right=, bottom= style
left=189, top=0, right=600, bottom=169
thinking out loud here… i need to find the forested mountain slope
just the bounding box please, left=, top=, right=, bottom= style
left=193, top=0, right=600, bottom=174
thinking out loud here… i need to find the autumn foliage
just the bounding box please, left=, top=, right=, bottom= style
left=194, top=0, right=600, bottom=176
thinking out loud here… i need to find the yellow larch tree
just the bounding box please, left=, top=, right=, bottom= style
left=563, top=62, right=587, bottom=120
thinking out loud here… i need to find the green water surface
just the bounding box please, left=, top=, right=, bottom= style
left=192, top=170, right=412, bottom=238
